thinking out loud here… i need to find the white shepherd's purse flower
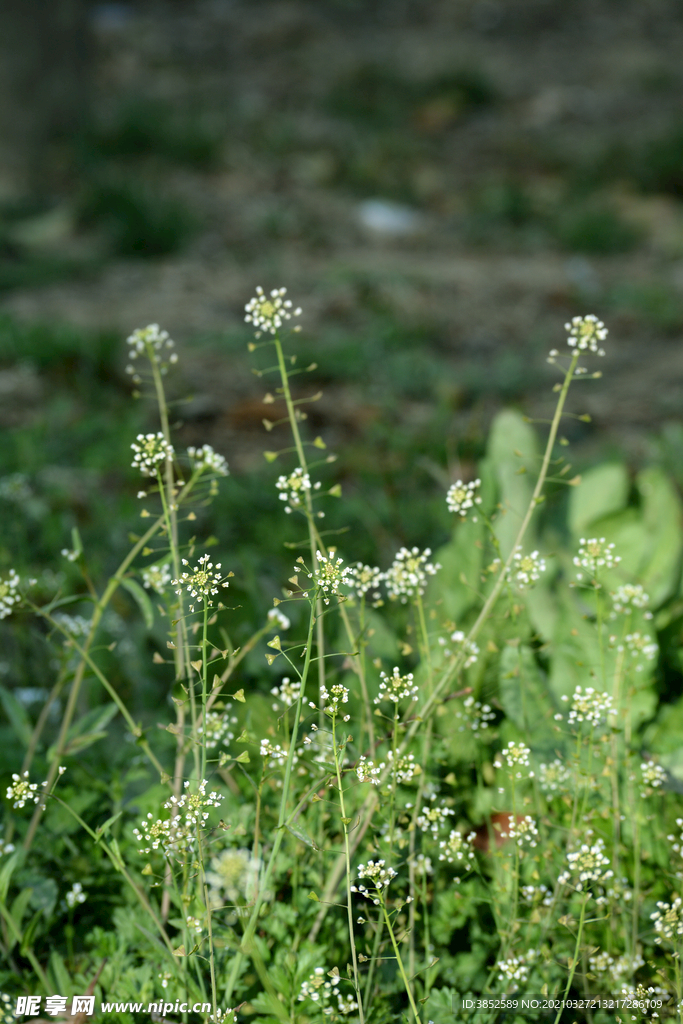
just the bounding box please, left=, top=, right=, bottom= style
left=244, top=286, right=301, bottom=338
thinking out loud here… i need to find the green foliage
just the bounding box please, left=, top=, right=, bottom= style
left=3, top=304, right=683, bottom=1024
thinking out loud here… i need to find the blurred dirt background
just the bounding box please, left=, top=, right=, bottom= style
left=2, top=0, right=683, bottom=484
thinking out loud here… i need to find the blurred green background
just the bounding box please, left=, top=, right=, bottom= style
left=2, top=0, right=683, bottom=736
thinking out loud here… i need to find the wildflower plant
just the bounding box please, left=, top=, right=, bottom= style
left=7, top=299, right=683, bottom=1024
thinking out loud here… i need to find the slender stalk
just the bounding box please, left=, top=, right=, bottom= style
left=554, top=893, right=589, bottom=1024
left=332, top=714, right=366, bottom=1024
left=381, top=897, right=421, bottom=1023
left=224, top=596, right=317, bottom=1003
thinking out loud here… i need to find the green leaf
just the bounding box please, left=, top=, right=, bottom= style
left=486, top=409, right=538, bottom=558
left=49, top=950, right=72, bottom=995
left=498, top=644, right=556, bottom=747
left=95, top=810, right=123, bottom=843
left=48, top=703, right=118, bottom=761
left=0, top=684, right=32, bottom=748
left=568, top=462, right=629, bottom=536
left=121, top=576, right=155, bottom=629
left=0, top=851, right=21, bottom=902
left=636, top=466, right=683, bottom=605
left=285, top=821, right=321, bottom=851
left=8, top=889, right=32, bottom=951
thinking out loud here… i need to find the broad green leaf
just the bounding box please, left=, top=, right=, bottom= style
left=121, top=577, right=155, bottom=630
left=0, top=684, right=32, bottom=748
left=25, top=874, right=58, bottom=916
left=423, top=986, right=459, bottom=1024
left=49, top=950, right=72, bottom=995
left=432, top=514, right=485, bottom=622
left=636, top=466, right=683, bottom=605
left=498, top=644, right=556, bottom=748
left=568, top=462, right=629, bottom=536
left=285, top=821, right=321, bottom=851
left=0, top=851, right=20, bottom=902
left=8, top=889, right=32, bottom=951
left=486, top=409, right=538, bottom=558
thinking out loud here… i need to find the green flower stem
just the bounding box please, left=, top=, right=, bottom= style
left=380, top=895, right=422, bottom=1023
left=224, top=596, right=317, bottom=1004
left=332, top=714, right=366, bottom=1024
left=554, top=892, right=589, bottom=1024
left=363, top=906, right=385, bottom=1011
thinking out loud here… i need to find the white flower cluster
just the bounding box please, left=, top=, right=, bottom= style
left=65, top=882, right=87, bottom=909
left=589, top=952, right=644, bottom=985
left=126, top=324, right=178, bottom=377
left=374, top=666, right=418, bottom=705
left=244, top=286, right=301, bottom=338
left=356, top=755, right=381, bottom=785
left=666, top=818, right=683, bottom=861
left=53, top=612, right=91, bottom=637
left=456, top=696, right=495, bottom=733
left=298, top=968, right=358, bottom=1017
left=611, top=583, right=651, bottom=616
left=259, top=740, right=291, bottom=768
left=384, top=547, right=441, bottom=603
left=133, top=779, right=222, bottom=856
left=500, top=814, right=539, bottom=849
left=521, top=884, right=553, bottom=907
left=276, top=467, right=318, bottom=513
left=130, top=432, right=175, bottom=477
left=185, top=915, right=202, bottom=934
left=564, top=314, right=607, bottom=356
left=622, top=632, right=658, bottom=667
left=558, top=686, right=615, bottom=727
left=558, top=836, right=613, bottom=891
left=270, top=676, right=301, bottom=709
left=305, top=551, right=352, bottom=605
left=208, top=1010, right=238, bottom=1024
left=383, top=751, right=419, bottom=783
left=6, top=771, right=40, bottom=808
left=497, top=950, right=537, bottom=985
left=206, top=848, right=260, bottom=904
left=511, top=548, right=546, bottom=589
left=141, top=562, right=172, bottom=595
left=640, top=762, right=667, bottom=790
left=438, top=829, right=476, bottom=874
left=187, top=444, right=229, bottom=477
left=320, top=682, right=349, bottom=718
left=172, top=554, right=230, bottom=611
left=267, top=607, right=291, bottom=631
left=351, top=860, right=398, bottom=904
left=0, top=569, right=20, bottom=620
left=415, top=804, right=455, bottom=836
left=446, top=479, right=482, bottom=518
left=494, top=741, right=534, bottom=779
left=439, top=631, right=480, bottom=667
left=197, top=708, right=237, bottom=750
left=651, top=897, right=683, bottom=943
left=573, top=538, right=620, bottom=580
left=346, top=562, right=384, bottom=604
left=538, top=759, right=572, bottom=794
